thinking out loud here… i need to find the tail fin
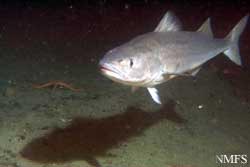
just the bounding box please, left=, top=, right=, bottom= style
left=224, top=14, right=249, bottom=66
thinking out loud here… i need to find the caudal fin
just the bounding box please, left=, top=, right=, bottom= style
left=224, top=14, right=249, bottom=66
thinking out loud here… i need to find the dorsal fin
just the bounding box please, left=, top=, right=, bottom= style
left=154, top=11, right=182, bottom=32
left=197, top=18, right=213, bottom=37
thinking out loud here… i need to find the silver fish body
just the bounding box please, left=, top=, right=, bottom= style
left=99, top=11, right=249, bottom=104
left=108, top=31, right=229, bottom=86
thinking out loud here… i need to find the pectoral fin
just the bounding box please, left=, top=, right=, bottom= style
left=163, top=74, right=177, bottom=81
left=183, top=66, right=201, bottom=76
left=163, top=66, right=201, bottom=78
left=190, top=67, right=201, bottom=76
left=147, top=87, right=161, bottom=104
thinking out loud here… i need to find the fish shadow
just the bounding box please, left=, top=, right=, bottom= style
left=20, top=100, right=186, bottom=167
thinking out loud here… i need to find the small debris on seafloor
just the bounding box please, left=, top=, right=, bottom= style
left=4, top=87, right=17, bottom=97
left=32, top=81, right=82, bottom=92
left=198, top=105, right=203, bottom=109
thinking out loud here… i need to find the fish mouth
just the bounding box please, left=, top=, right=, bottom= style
left=100, top=64, right=148, bottom=86
left=100, top=66, right=115, bottom=74
left=99, top=64, right=124, bottom=80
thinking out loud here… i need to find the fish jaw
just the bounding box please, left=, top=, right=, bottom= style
left=99, top=62, right=133, bottom=85
left=99, top=63, right=125, bottom=82
left=99, top=62, right=150, bottom=87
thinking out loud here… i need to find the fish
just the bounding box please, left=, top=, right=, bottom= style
left=99, top=11, right=249, bottom=104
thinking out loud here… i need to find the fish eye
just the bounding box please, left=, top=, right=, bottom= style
left=129, top=58, right=134, bottom=68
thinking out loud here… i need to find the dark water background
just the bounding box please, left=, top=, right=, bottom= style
left=0, top=1, right=249, bottom=167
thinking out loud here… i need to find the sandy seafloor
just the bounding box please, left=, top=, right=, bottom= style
left=0, top=2, right=250, bottom=167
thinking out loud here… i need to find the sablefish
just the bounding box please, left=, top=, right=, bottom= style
left=99, top=11, right=249, bottom=104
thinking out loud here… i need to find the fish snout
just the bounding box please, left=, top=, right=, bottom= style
left=98, top=58, right=108, bottom=72
left=98, top=58, right=106, bottom=68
